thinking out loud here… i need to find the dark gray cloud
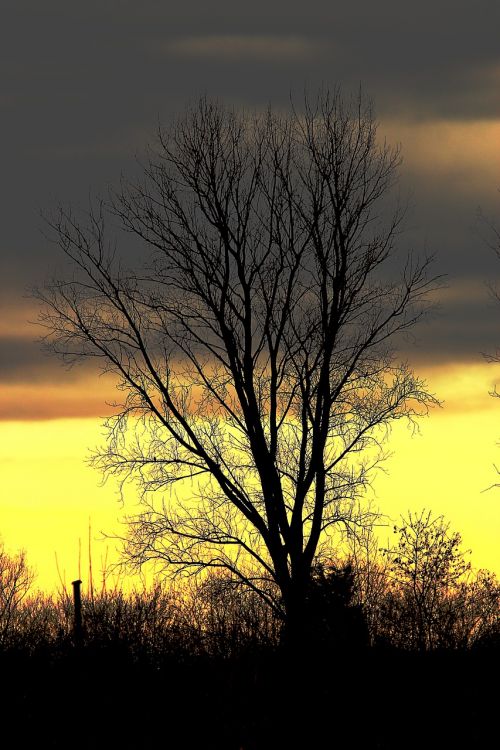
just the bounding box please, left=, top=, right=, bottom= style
left=0, top=336, right=98, bottom=384
left=0, top=337, right=52, bottom=384
left=400, top=284, right=500, bottom=365
left=1, top=0, right=500, bottom=381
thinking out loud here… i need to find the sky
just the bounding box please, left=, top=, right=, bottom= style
left=1, top=0, right=500, bottom=591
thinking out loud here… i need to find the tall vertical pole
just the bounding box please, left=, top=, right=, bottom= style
left=72, top=579, right=83, bottom=646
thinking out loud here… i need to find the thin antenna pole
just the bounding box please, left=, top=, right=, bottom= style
left=88, top=519, right=94, bottom=601
left=72, top=579, right=83, bottom=646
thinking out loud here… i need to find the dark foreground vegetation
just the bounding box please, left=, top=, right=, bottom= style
left=1, top=513, right=499, bottom=749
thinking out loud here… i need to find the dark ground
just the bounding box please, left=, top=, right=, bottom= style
left=1, top=643, right=498, bottom=749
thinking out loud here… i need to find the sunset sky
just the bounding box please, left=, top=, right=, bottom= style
left=1, top=0, right=500, bottom=591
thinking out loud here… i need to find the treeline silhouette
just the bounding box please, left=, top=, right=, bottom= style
left=0, top=512, right=498, bottom=749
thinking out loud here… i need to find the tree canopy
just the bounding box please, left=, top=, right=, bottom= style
left=38, top=89, right=438, bottom=637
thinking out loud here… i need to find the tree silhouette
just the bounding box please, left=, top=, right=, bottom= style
left=303, top=562, right=369, bottom=651
left=37, top=89, right=438, bottom=644
left=0, top=542, right=35, bottom=647
left=381, top=509, right=472, bottom=650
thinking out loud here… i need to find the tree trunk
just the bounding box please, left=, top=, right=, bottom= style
left=280, top=576, right=311, bottom=657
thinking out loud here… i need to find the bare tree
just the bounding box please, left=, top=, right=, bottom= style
left=345, top=525, right=391, bottom=645
left=380, top=510, right=472, bottom=650
left=0, top=542, right=35, bottom=646
left=37, top=89, right=438, bottom=644
left=452, top=568, right=500, bottom=648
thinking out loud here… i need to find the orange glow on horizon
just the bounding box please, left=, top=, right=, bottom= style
left=0, top=382, right=120, bottom=421
left=379, top=117, right=500, bottom=194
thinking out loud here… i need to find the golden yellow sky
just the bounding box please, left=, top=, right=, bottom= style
left=373, top=364, right=500, bottom=574
left=1, top=359, right=500, bottom=592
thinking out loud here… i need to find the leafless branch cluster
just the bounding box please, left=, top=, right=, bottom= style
left=36, top=89, right=439, bottom=634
